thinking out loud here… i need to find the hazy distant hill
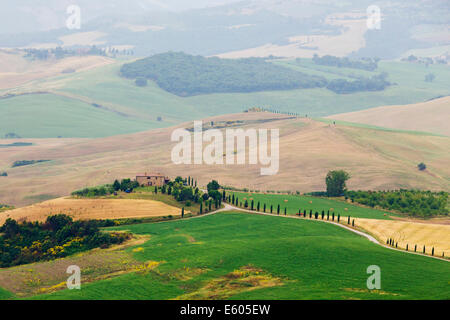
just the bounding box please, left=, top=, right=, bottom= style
left=1, top=0, right=448, bottom=59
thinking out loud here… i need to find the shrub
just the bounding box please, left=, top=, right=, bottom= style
left=135, top=77, right=148, bottom=87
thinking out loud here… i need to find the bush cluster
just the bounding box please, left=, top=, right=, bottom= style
left=0, top=215, right=129, bottom=267
left=345, top=190, right=448, bottom=217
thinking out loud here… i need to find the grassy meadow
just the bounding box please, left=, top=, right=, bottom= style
left=21, top=212, right=449, bottom=300
left=228, top=192, right=395, bottom=220
left=0, top=93, right=157, bottom=138
left=2, top=58, right=449, bottom=138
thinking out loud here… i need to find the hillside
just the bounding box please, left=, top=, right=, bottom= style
left=10, top=212, right=450, bottom=300
left=2, top=57, right=450, bottom=138
left=0, top=197, right=182, bottom=225
left=0, top=112, right=449, bottom=207
left=120, top=52, right=327, bottom=96
left=327, top=96, right=450, bottom=137
left=0, top=49, right=114, bottom=90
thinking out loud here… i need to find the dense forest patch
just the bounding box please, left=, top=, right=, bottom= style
left=120, top=52, right=327, bottom=96
left=120, top=52, right=392, bottom=96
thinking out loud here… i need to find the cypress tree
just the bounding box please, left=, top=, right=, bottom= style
left=270, top=205, right=273, bottom=213
left=395, top=242, right=398, bottom=248
left=309, top=211, right=312, bottom=218
left=222, top=190, right=226, bottom=201
left=155, top=186, right=158, bottom=194
left=277, top=204, right=280, bottom=215
left=423, top=246, right=426, bottom=254
left=232, top=194, right=235, bottom=204
left=337, top=214, right=340, bottom=222
left=348, top=216, right=350, bottom=224
left=432, top=247, right=434, bottom=256
left=200, top=202, right=203, bottom=214
left=284, top=208, right=287, bottom=215
left=181, top=207, right=184, bottom=218
left=321, top=212, right=324, bottom=220
left=386, top=239, right=389, bottom=245
left=208, top=200, right=212, bottom=211
left=257, top=201, right=260, bottom=211
left=303, top=209, right=306, bottom=217
left=352, top=219, right=354, bottom=227
left=188, top=176, right=191, bottom=186
left=414, top=244, right=417, bottom=252
left=315, top=212, right=318, bottom=219
left=332, top=212, right=335, bottom=221
left=168, top=186, right=172, bottom=195
left=264, top=203, right=266, bottom=212
left=215, top=199, right=218, bottom=209
left=327, top=212, right=329, bottom=220
left=406, top=244, right=408, bottom=251
left=251, top=200, right=254, bottom=210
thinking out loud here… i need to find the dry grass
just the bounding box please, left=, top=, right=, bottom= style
left=59, top=31, right=107, bottom=47
left=174, top=265, right=284, bottom=300
left=0, top=49, right=114, bottom=90
left=0, top=197, right=181, bottom=225
left=355, top=218, right=450, bottom=256
left=328, top=96, right=450, bottom=136
left=0, top=113, right=449, bottom=207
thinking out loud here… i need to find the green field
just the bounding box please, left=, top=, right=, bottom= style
left=228, top=192, right=395, bottom=220
left=0, top=93, right=160, bottom=138
left=4, top=58, right=450, bottom=138
left=25, top=212, right=449, bottom=300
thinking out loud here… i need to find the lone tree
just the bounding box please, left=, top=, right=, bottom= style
left=418, top=162, right=427, bottom=171
left=207, top=180, right=220, bottom=194
left=326, top=170, right=350, bottom=197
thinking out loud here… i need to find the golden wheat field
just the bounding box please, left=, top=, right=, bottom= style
left=328, top=96, right=450, bottom=137
left=354, top=218, right=450, bottom=257
left=0, top=197, right=182, bottom=224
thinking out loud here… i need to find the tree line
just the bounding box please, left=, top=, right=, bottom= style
left=345, top=190, right=448, bottom=217
left=312, top=54, right=379, bottom=71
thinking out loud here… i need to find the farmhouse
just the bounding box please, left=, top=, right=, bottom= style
left=136, top=173, right=170, bottom=187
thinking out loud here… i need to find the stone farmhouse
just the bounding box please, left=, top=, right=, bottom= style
left=136, top=173, right=170, bottom=187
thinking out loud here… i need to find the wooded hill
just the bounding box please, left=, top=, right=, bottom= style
left=120, top=52, right=390, bottom=96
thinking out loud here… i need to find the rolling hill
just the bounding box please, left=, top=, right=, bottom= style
left=327, top=96, right=450, bottom=137
left=2, top=55, right=450, bottom=139
left=13, top=212, right=450, bottom=300
left=0, top=112, right=449, bottom=207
